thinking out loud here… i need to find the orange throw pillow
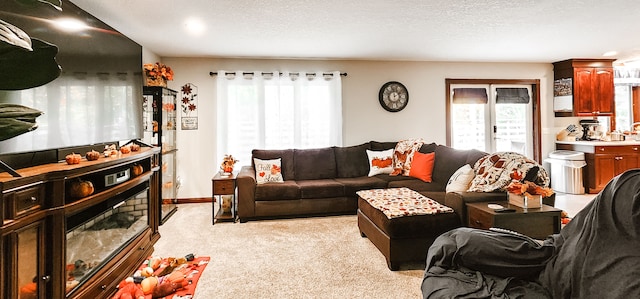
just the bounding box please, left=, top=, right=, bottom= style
left=409, top=152, right=435, bottom=182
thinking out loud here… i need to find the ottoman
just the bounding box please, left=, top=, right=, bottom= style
left=357, top=188, right=461, bottom=270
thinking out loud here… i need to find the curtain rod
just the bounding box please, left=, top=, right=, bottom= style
left=208, top=71, right=347, bottom=77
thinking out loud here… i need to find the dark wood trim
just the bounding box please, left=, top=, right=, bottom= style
left=633, top=86, right=640, bottom=124
left=445, top=78, right=543, bottom=163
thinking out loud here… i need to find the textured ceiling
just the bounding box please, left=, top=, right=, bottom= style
left=70, top=0, right=640, bottom=64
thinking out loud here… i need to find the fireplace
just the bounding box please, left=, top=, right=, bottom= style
left=65, top=182, right=149, bottom=293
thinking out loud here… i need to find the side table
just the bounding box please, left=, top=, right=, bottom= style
left=466, top=201, right=562, bottom=239
left=211, top=172, right=237, bottom=225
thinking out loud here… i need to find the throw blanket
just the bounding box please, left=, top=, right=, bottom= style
left=356, top=187, right=453, bottom=219
left=421, top=169, right=640, bottom=298
left=391, top=138, right=424, bottom=176
left=468, top=152, right=550, bottom=192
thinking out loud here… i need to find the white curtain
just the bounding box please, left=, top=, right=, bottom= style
left=216, top=71, right=342, bottom=166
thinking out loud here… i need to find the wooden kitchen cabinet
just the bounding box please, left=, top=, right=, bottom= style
left=556, top=143, right=640, bottom=193
left=553, top=59, right=615, bottom=117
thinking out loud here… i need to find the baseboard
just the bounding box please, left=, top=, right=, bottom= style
left=175, top=197, right=211, bottom=204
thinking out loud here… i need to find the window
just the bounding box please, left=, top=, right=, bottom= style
left=216, top=71, right=342, bottom=166
left=614, top=67, right=640, bottom=131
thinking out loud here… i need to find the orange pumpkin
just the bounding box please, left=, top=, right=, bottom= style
left=120, top=145, right=131, bottom=154
left=132, top=164, right=144, bottom=176
left=85, top=150, right=100, bottom=161
left=68, top=180, right=94, bottom=198
left=65, top=153, right=82, bottom=165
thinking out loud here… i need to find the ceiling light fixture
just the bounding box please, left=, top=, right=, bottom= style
left=602, top=51, right=618, bottom=57
left=184, top=17, right=205, bottom=36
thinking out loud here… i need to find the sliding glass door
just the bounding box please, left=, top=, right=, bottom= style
left=450, top=84, right=533, bottom=157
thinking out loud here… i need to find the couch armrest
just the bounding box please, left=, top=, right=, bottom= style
left=445, top=191, right=508, bottom=225
left=237, top=165, right=257, bottom=222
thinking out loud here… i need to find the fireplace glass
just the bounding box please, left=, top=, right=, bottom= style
left=65, top=183, right=149, bottom=294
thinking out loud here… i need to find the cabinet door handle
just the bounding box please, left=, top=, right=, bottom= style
left=634, top=147, right=638, bottom=151
left=30, top=196, right=37, bottom=202
left=599, top=148, right=605, bottom=151
left=41, top=275, right=51, bottom=283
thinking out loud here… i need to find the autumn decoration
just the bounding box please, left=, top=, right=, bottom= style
left=220, top=154, right=239, bottom=174
left=180, top=84, right=197, bottom=115
left=130, top=143, right=141, bottom=152
left=68, top=179, right=94, bottom=198
left=131, top=164, right=144, bottom=176
left=505, top=180, right=554, bottom=208
left=65, top=153, right=81, bottom=165
left=505, top=180, right=554, bottom=197
left=120, top=145, right=131, bottom=154
left=143, top=62, right=173, bottom=87
left=85, top=150, right=100, bottom=161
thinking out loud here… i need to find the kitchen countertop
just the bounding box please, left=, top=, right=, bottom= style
left=556, top=139, right=640, bottom=146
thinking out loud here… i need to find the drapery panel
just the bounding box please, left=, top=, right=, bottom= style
left=216, top=71, right=342, bottom=166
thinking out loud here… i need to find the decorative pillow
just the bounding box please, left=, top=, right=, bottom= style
left=445, top=164, right=475, bottom=192
left=366, top=149, right=394, bottom=176
left=391, top=138, right=425, bottom=176
left=253, top=158, right=284, bottom=184
left=408, top=152, right=436, bottom=182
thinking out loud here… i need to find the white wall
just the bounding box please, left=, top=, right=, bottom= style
left=158, top=57, right=557, bottom=199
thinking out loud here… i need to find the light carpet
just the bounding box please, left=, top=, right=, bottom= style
left=152, top=203, right=425, bottom=298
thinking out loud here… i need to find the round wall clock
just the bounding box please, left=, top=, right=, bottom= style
left=378, top=81, right=409, bottom=112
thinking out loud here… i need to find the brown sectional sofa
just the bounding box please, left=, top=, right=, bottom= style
left=236, top=141, right=495, bottom=223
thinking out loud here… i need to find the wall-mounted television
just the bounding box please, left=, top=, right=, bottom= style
left=0, top=1, right=143, bottom=162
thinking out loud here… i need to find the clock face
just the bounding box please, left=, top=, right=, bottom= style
left=379, top=81, right=408, bottom=112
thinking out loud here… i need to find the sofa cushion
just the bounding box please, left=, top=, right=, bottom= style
left=334, top=143, right=370, bottom=178
left=252, top=149, right=295, bottom=180
left=255, top=181, right=300, bottom=201
left=335, top=177, right=388, bottom=197
left=466, top=148, right=489, bottom=165
left=372, top=173, right=415, bottom=183
left=432, top=145, right=471, bottom=187
left=294, top=147, right=337, bottom=180
left=366, top=149, right=394, bottom=176
left=297, top=179, right=345, bottom=199
left=370, top=141, right=397, bottom=151
left=388, top=177, right=443, bottom=193
left=419, top=142, right=437, bottom=153
left=253, top=158, right=284, bottom=184
left=419, top=191, right=447, bottom=205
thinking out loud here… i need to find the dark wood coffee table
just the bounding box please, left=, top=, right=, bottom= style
left=466, top=201, right=562, bottom=239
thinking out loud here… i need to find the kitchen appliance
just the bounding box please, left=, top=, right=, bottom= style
left=580, top=119, right=602, bottom=141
